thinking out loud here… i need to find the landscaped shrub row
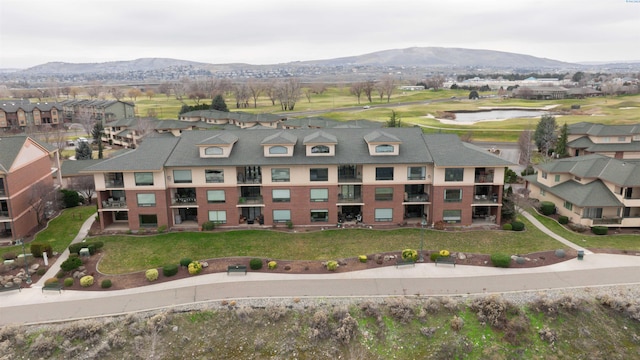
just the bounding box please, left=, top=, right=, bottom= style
left=179, top=258, right=192, bottom=267
left=591, top=226, right=608, bottom=235
left=30, top=243, right=53, bottom=258
left=162, top=264, right=179, bottom=277
left=490, top=253, right=511, bottom=268
left=68, top=241, right=104, bottom=255
left=60, top=256, right=82, bottom=272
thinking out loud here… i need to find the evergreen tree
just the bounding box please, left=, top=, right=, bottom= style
left=91, top=122, right=104, bottom=159
left=386, top=110, right=402, bottom=127
left=75, top=141, right=92, bottom=160
left=178, top=104, right=191, bottom=115
left=555, top=123, right=569, bottom=158
left=534, top=115, right=557, bottom=158
left=211, top=94, right=229, bottom=112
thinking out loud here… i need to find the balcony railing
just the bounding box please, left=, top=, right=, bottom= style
left=338, top=176, right=362, bottom=183
left=404, top=193, right=429, bottom=202
left=591, top=217, right=622, bottom=225
left=475, top=175, right=494, bottom=183
left=238, top=196, right=263, bottom=205
left=473, top=194, right=498, bottom=203
left=0, top=210, right=9, bottom=218
left=337, top=195, right=363, bottom=203
left=237, top=177, right=262, bottom=184
left=105, top=180, right=124, bottom=188
left=101, top=199, right=127, bottom=208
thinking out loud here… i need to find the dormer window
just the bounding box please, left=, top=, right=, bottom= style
left=311, top=145, right=329, bottom=154
left=269, top=146, right=288, bottom=155
left=204, top=146, right=223, bottom=155
left=375, top=144, right=395, bottom=153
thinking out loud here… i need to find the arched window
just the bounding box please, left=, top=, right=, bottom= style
left=204, top=146, right=223, bottom=155
left=311, top=145, right=330, bottom=153
left=375, top=144, right=394, bottom=153
left=269, top=146, right=288, bottom=154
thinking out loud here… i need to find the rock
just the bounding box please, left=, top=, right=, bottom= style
left=13, top=278, right=22, bottom=285
left=78, top=266, right=86, bottom=272
left=458, top=253, right=467, bottom=260
left=201, top=261, right=209, bottom=268
left=30, top=263, right=40, bottom=271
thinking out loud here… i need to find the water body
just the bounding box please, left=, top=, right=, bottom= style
left=452, top=109, right=547, bottom=123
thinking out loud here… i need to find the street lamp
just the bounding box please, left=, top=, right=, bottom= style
left=418, top=216, right=427, bottom=262
left=20, top=239, right=32, bottom=284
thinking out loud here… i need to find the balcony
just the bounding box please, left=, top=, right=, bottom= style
left=473, top=194, right=498, bottom=204
left=591, top=217, right=622, bottom=225
left=238, top=196, right=264, bottom=205
left=475, top=174, right=494, bottom=183
left=404, top=193, right=430, bottom=202
left=102, top=198, right=127, bottom=209
left=337, top=194, right=362, bottom=203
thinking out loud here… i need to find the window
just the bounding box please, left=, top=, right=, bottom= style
left=311, top=210, right=329, bottom=222
left=554, top=174, right=560, bottom=182
left=104, top=172, right=124, bottom=188
left=574, top=176, right=582, bottom=182
left=208, top=210, right=227, bottom=224
left=540, top=189, right=546, bottom=196
left=564, top=201, right=573, bottom=210
left=204, top=146, right=223, bottom=155
left=271, top=168, right=290, bottom=182
left=134, top=172, right=154, bottom=186
left=444, top=168, right=464, bottom=182
left=114, top=211, right=128, bottom=221
left=173, top=170, right=192, bottom=183
left=207, top=190, right=225, bottom=203
left=443, top=210, right=462, bottom=223
left=375, top=187, right=393, bottom=201
left=618, top=136, right=626, bottom=142
left=269, top=146, right=288, bottom=154
left=136, top=193, right=156, bottom=207
left=311, top=145, right=329, bottom=153
left=376, top=167, right=394, bottom=181
left=583, top=207, right=602, bottom=219
left=310, top=188, right=328, bottom=202
left=205, top=170, right=224, bottom=183
left=273, top=209, right=291, bottom=223
left=444, top=189, right=462, bottom=202
left=310, top=168, right=328, bottom=181
left=139, top=214, right=157, bottom=227
left=408, top=166, right=426, bottom=180
left=541, top=172, right=547, bottom=179
left=375, top=144, right=394, bottom=153
left=374, top=208, right=393, bottom=221
left=272, top=189, right=291, bottom=202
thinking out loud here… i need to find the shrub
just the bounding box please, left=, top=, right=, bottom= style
left=30, top=243, right=52, bottom=258
left=157, top=225, right=167, bottom=233
left=36, top=268, right=46, bottom=276
left=591, top=226, right=608, bottom=235
left=249, top=258, right=263, bottom=270
left=401, top=249, right=418, bottom=262
left=179, top=258, right=192, bottom=267
left=326, top=260, right=339, bottom=271
left=55, top=270, right=66, bottom=279
left=358, top=255, right=367, bottom=263
left=101, top=279, right=112, bottom=289
left=201, top=221, right=216, bottom=231
left=433, top=221, right=446, bottom=230
left=145, top=269, right=159, bottom=282
left=268, top=261, right=277, bottom=270
left=490, top=253, right=511, bottom=268
left=510, top=221, right=525, bottom=231
left=450, top=315, right=465, bottom=331
left=502, top=223, right=513, bottom=231
left=430, top=252, right=441, bottom=262
left=558, top=216, right=569, bottom=224
left=44, top=278, right=59, bottom=285
left=61, top=189, right=83, bottom=208
left=568, top=222, right=589, bottom=233
left=540, top=201, right=556, bottom=215
left=2, top=252, right=16, bottom=260
left=188, top=261, right=202, bottom=275
left=80, top=275, right=94, bottom=287
left=162, top=264, right=179, bottom=277
left=60, top=257, right=82, bottom=272
left=286, top=220, right=293, bottom=229
left=63, top=277, right=74, bottom=287
left=439, top=250, right=450, bottom=257
left=68, top=243, right=84, bottom=254
left=555, top=249, right=566, bottom=258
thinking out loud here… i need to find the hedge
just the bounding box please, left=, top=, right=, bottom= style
left=591, top=226, right=608, bottom=235
left=490, top=253, right=511, bottom=268
left=558, top=216, right=569, bottom=224
left=540, top=201, right=556, bottom=215
left=510, top=221, right=525, bottom=231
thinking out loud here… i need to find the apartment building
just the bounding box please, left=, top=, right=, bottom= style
left=0, top=100, right=63, bottom=130
left=85, top=128, right=512, bottom=231
left=525, top=154, right=640, bottom=228
left=0, top=136, right=58, bottom=241
left=567, top=122, right=640, bottom=159
left=60, top=99, right=135, bottom=123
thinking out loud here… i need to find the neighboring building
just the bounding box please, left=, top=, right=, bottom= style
left=567, top=122, right=640, bottom=159
left=60, top=99, right=135, bottom=123
left=513, top=86, right=568, bottom=100
left=102, top=117, right=217, bottom=148
left=0, top=136, right=59, bottom=241
left=59, top=159, right=103, bottom=189
left=84, top=128, right=512, bottom=232
left=0, top=100, right=63, bottom=130
left=179, top=110, right=286, bottom=129
left=525, top=154, right=640, bottom=228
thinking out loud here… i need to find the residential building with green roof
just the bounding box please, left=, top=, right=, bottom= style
left=567, top=122, right=640, bottom=159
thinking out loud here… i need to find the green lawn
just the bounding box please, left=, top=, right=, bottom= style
left=96, top=215, right=565, bottom=274
left=0, top=206, right=96, bottom=258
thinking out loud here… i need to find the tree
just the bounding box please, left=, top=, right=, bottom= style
left=76, top=107, right=95, bottom=136
left=386, top=110, right=401, bottom=127
left=247, top=80, right=263, bottom=108
left=378, top=76, right=395, bottom=103
left=233, top=84, right=250, bottom=109
left=555, top=123, right=569, bottom=158
left=28, top=181, right=57, bottom=225
left=275, top=78, right=301, bottom=111
left=518, top=130, right=534, bottom=166
left=158, top=82, right=172, bottom=98
left=534, top=115, right=557, bottom=159
left=127, top=88, right=142, bottom=101
left=92, top=122, right=104, bottom=159
left=211, top=94, right=229, bottom=112
left=362, top=80, right=375, bottom=103
left=75, top=141, right=92, bottom=160
left=69, top=176, right=95, bottom=204
left=350, top=82, right=364, bottom=104
left=109, top=87, right=124, bottom=101
left=60, top=189, right=83, bottom=208
left=145, top=89, right=155, bottom=100
left=469, top=90, right=479, bottom=99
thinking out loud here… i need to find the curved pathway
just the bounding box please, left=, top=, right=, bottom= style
left=0, top=210, right=634, bottom=326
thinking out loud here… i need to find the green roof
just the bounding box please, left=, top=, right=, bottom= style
left=537, top=154, right=640, bottom=186
left=527, top=175, right=622, bottom=207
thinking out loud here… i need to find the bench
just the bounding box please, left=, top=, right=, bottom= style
left=42, top=282, right=63, bottom=293
left=435, top=256, right=456, bottom=267
left=396, top=258, right=415, bottom=268
left=227, top=265, right=247, bottom=275
left=0, top=284, right=21, bottom=293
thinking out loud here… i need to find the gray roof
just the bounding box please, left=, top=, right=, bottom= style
left=567, top=135, right=640, bottom=153
left=303, top=131, right=337, bottom=144
left=0, top=101, right=63, bottom=113
left=364, top=130, right=401, bottom=143
left=198, top=133, right=238, bottom=146
left=568, top=122, right=640, bottom=136
left=261, top=131, right=298, bottom=145
left=0, top=136, right=51, bottom=173
left=526, top=175, right=622, bottom=207
left=424, top=135, right=514, bottom=167
left=537, top=154, right=640, bottom=186
left=83, top=137, right=180, bottom=172
left=61, top=159, right=104, bottom=177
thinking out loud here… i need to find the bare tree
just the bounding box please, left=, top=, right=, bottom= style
left=145, top=89, right=155, bottom=100
left=310, top=83, right=327, bottom=95
left=158, top=82, right=172, bottom=98
left=276, top=78, right=302, bottom=111
left=378, top=76, right=395, bottom=103
left=425, top=75, right=445, bottom=91
left=69, top=176, right=96, bottom=204
left=127, top=88, right=142, bottom=101
left=136, top=117, right=155, bottom=139
left=247, top=80, right=263, bottom=108
left=363, top=80, right=375, bottom=103
left=264, top=80, right=278, bottom=106
left=233, top=83, right=250, bottom=109
left=77, top=107, right=95, bottom=137
left=28, top=181, right=56, bottom=225
left=303, top=87, right=313, bottom=103
left=350, top=82, right=364, bottom=104
left=110, top=87, right=124, bottom=101
left=86, top=82, right=103, bottom=99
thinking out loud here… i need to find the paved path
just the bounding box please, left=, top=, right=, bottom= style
left=0, top=209, right=634, bottom=326
left=518, top=208, right=593, bottom=254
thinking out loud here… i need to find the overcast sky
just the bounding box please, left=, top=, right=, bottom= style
left=1, top=0, right=639, bottom=69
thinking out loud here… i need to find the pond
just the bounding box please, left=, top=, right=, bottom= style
left=449, top=109, right=548, bottom=123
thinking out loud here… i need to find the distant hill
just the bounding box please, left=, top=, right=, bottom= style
left=299, top=47, right=575, bottom=68
left=22, top=58, right=208, bottom=74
